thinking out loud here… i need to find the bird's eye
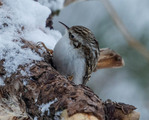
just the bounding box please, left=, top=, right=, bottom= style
left=69, top=33, right=74, bottom=39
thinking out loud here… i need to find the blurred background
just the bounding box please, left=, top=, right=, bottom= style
left=53, top=0, right=149, bottom=119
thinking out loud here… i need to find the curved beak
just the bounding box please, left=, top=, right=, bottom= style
left=59, top=21, right=69, bottom=30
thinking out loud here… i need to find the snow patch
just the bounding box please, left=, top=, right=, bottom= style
left=34, top=116, right=38, bottom=120
left=39, top=98, right=58, bottom=115
left=54, top=110, right=63, bottom=119
left=55, top=111, right=62, bottom=116
left=0, top=0, right=62, bottom=84
left=0, top=77, right=5, bottom=86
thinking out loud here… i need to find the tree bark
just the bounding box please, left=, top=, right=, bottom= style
left=0, top=40, right=140, bottom=120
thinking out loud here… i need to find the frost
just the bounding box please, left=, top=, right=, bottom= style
left=0, top=0, right=62, bottom=84
left=20, top=70, right=27, bottom=76
left=0, top=77, right=5, bottom=86
left=39, top=98, right=58, bottom=115
left=23, top=80, right=28, bottom=86
left=35, top=98, right=38, bottom=103
left=34, top=116, right=38, bottom=120
left=54, top=110, right=63, bottom=119
left=55, top=111, right=62, bottom=116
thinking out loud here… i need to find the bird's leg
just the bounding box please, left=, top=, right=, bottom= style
left=82, top=75, right=91, bottom=85
left=37, top=42, right=53, bottom=55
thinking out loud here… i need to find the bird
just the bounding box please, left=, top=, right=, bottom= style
left=53, top=22, right=100, bottom=85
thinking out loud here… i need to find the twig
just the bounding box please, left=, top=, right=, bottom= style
left=64, top=0, right=80, bottom=6
left=100, top=0, right=149, bottom=61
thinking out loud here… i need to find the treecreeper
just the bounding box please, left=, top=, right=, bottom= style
left=38, top=22, right=124, bottom=85
left=53, top=22, right=100, bottom=85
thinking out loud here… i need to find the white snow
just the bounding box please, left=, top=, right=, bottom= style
left=39, top=98, right=57, bottom=115
left=54, top=111, right=63, bottom=119
left=55, top=111, right=62, bottom=116
left=0, top=77, right=5, bottom=86
left=38, top=0, right=65, bottom=11
left=34, top=116, right=38, bottom=120
left=0, top=0, right=62, bottom=85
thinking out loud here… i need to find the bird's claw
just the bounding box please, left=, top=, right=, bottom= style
left=37, top=42, right=53, bottom=55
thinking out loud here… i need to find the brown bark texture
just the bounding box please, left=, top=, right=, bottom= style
left=0, top=39, right=140, bottom=120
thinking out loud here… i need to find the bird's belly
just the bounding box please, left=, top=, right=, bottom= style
left=53, top=40, right=85, bottom=84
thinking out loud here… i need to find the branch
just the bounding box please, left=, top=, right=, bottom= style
left=100, top=0, right=149, bottom=61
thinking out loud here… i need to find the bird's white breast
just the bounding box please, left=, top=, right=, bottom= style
left=53, top=32, right=85, bottom=84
